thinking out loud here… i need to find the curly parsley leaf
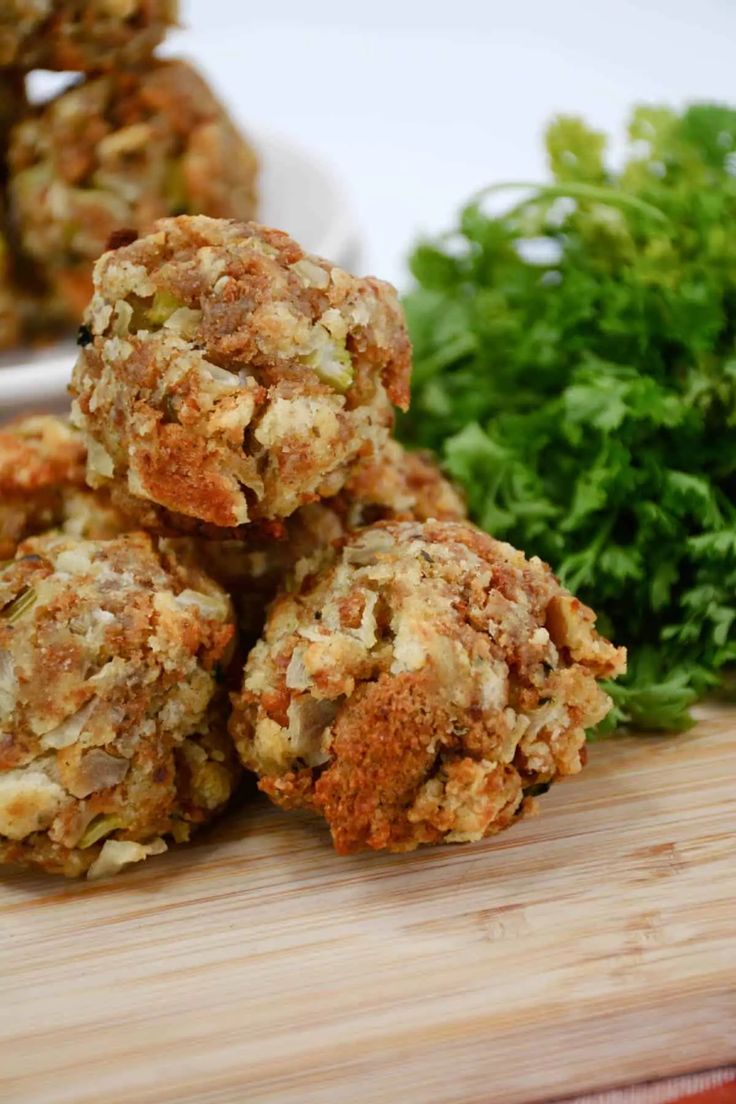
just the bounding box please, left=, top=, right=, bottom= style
left=400, top=104, right=736, bottom=731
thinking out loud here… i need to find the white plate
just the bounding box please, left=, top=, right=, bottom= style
left=0, top=130, right=362, bottom=419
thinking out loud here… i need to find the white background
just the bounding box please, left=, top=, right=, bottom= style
left=98, top=1, right=736, bottom=286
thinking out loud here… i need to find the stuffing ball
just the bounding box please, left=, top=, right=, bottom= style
left=0, top=531, right=239, bottom=878
left=70, top=215, right=412, bottom=528
left=0, top=0, right=178, bottom=71
left=0, top=415, right=129, bottom=559
left=9, top=62, right=259, bottom=317
left=231, top=520, right=626, bottom=854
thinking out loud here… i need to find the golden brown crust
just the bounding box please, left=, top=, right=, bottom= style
left=0, top=0, right=178, bottom=71
left=106, top=438, right=462, bottom=542
left=0, top=415, right=129, bottom=559
left=231, top=520, right=626, bottom=854
left=0, top=415, right=86, bottom=558
left=0, top=414, right=86, bottom=494
left=70, top=215, right=412, bottom=528
left=311, top=670, right=475, bottom=853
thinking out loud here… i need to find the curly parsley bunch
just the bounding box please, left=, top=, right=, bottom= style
left=400, top=104, right=736, bottom=731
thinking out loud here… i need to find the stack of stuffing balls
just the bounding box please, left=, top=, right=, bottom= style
left=0, top=211, right=627, bottom=878
left=0, top=0, right=258, bottom=348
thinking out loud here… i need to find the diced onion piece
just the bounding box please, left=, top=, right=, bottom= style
left=40, top=698, right=98, bottom=750
left=290, top=258, right=330, bottom=289
left=87, top=837, right=167, bottom=880
left=175, top=588, right=231, bottom=622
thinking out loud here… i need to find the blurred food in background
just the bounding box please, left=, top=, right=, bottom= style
left=0, top=0, right=177, bottom=70
left=0, top=0, right=259, bottom=349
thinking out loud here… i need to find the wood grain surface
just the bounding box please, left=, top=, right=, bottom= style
left=1, top=704, right=734, bottom=1104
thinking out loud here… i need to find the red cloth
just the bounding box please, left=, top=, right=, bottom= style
left=561, top=1069, right=736, bottom=1104
left=674, top=1081, right=736, bottom=1104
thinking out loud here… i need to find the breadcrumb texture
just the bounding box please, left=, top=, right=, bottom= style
left=71, top=215, right=412, bottom=528
left=0, top=415, right=129, bottom=558
left=231, top=519, right=626, bottom=854
left=0, top=531, right=238, bottom=877
left=0, top=0, right=178, bottom=71
left=331, top=437, right=466, bottom=531
left=9, top=62, right=258, bottom=316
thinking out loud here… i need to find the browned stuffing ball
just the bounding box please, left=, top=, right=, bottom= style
left=0, top=0, right=178, bottom=71
left=9, top=61, right=258, bottom=317
left=230, top=520, right=626, bottom=854
left=0, top=415, right=129, bottom=559
left=0, top=530, right=239, bottom=878
left=70, top=216, right=412, bottom=529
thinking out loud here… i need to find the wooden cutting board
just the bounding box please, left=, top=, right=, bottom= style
left=1, top=703, right=734, bottom=1104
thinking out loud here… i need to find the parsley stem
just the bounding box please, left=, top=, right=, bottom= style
left=467, top=181, right=669, bottom=224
